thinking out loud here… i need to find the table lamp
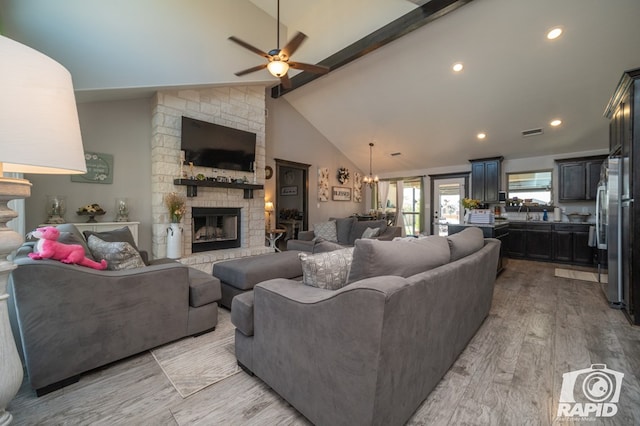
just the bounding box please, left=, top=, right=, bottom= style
left=0, top=35, right=87, bottom=423
left=265, top=201, right=274, bottom=231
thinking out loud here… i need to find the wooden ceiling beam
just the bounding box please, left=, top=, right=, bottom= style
left=271, top=0, right=474, bottom=98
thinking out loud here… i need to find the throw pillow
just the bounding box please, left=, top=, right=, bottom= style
left=313, top=220, right=338, bottom=242
left=83, top=226, right=139, bottom=251
left=330, top=216, right=356, bottom=244
left=298, top=247, right=354, bottom=290
left=348, top=219, right=387, bottom=245
left=54, top=223, right=96, bottom=260
left=361, top=227, right=380, bottom=239
left=347, top=237, right=450, bottom=284
left=446, top=227, right=485, bottom=262
left=87, top=235, right=146, bottom=271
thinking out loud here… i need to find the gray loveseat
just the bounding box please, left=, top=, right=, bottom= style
left=232, top=227, right=500, bottom=425
left=8, top=224, right=221, bottom=395
left=287, top=216, right=401, bottom=253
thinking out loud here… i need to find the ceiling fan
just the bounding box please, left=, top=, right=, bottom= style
left=228, top=0, right=329, bottom=89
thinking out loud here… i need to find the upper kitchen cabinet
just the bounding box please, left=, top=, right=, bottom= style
left=470, top=157, right=503, bottom=204
left=556, top=155, right=607, bottom=202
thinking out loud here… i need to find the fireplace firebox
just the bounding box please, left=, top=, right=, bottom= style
left=192, top=207, right=241, bottom=252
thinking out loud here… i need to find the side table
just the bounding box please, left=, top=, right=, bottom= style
left=265, top=229, right=286, bottom=252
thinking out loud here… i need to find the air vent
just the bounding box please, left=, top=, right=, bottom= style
left=522, top=128, right=544, bottom=137
left=390, top=152, right=402, bottom=157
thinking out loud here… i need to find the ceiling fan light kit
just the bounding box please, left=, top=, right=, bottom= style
left=228, top=0, right=329, bottom=89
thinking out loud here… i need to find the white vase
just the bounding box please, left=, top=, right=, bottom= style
left=464, top=208, right=471, bottom=224
left=166, top=223, right=183, bottom=259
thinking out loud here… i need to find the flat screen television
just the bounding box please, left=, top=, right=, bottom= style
left=181, top=116, right=256, bottom=172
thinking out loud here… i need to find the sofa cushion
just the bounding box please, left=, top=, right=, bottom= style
left=87, top=235, right=146, bottom=271
left=446, top=227, right=485, bottom=262
left=54, top=224, right=95, bottom=260
left=231, top=291, right=255, bottom=336
left=361, top=227, right=380, bottom=239
left=213, top=250, right=303, bottom=290
left=330, top=216, right=356, bottom=245
left=347, top=237, right=450, bottom=283
left=298, top=247, right=354, bottom=290
left=313, top=220, right=338, bottom=242
left=188, top=268, right=222, bottom=307
left=348, top=220, right=387, bottom=245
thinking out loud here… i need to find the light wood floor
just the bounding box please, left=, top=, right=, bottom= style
left=8, top=259, right=640, bottom=425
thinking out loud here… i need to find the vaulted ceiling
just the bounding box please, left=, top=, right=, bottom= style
left=2, top=0, right=639, bottom=175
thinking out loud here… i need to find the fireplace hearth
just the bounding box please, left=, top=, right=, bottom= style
left=192, top=207, right=241, bottom=252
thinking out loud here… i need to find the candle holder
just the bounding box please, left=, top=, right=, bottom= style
left=115, top=198, right=129, bottom=222
left=45, top=195, right=67, bottom=224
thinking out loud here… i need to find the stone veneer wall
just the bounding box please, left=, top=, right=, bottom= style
left=151, top=87, right=271, bottom=273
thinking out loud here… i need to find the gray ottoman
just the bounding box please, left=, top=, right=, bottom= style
left=212, top=251, right=303, bottom=309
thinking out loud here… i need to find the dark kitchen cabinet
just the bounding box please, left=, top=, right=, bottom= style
left=507, top=223, right=551, bottom=260
left=605, top=68, right=640, bottom=325
left=507, top=227, right=526, bottom=258
left=556, top=156, right=607, bottom=201
left=553, top=224, right=592, bottom=265
left=470, top=157, right=503, bottom=203
left=508, top=222, right=592, bottom=265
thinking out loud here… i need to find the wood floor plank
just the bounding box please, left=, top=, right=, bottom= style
left=7, top=258, right=640, bottom=425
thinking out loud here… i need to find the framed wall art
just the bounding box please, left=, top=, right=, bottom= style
left=332, top=186, right=352, bottom=201
left=318, top=167, right=329, bottom=202
left=281, top=186, right=298, bottom=196
left=353, top=172, right=363, bottom=202
left=71, top=151, right=114, bottom=184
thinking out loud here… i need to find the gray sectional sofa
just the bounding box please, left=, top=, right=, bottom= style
left=231, top=227, right=500, bottom=426
left=8, top=224, right=221, bottom=395
left=286, top=216, right=401, bottom=253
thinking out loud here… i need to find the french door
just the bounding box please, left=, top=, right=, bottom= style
left=430, top=173, right=469, bottom=236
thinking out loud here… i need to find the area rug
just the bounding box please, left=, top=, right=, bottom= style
left=554, top=268, right=608, bottom=284
left=150, top=309, right=240, bottom=398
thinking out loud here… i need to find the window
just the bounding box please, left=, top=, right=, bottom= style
left=507, top=170, right=552, bottom=205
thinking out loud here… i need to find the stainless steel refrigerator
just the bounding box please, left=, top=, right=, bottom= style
left=596, top=154, right=622, bottom=306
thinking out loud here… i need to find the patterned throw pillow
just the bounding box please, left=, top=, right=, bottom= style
left=87, top=235, right=146, bottom=271
left=361, top=227, right=380, bottom=239
left=298, top=247, right=354, bottom=290
left=313, top=220, right=338, bottom=242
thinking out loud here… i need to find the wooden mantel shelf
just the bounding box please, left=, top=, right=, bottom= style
left=173, top=179, right=264, bottom=199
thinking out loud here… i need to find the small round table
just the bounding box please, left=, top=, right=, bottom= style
left=265, top=228, right=286, bottom=252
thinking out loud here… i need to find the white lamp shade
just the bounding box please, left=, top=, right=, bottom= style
left=0, top=35, right=86, bottom=174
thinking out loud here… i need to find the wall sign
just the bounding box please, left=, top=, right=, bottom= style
left=71, top=152, right=114, bottom=184
left=332, top=186, right=352, bottom=201
left=281, top=186, right=298, bottom=196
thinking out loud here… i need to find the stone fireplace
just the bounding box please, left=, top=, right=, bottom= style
left=192, top=207, right=241, bottom=252
left=150, top=86, right=271, bottom=273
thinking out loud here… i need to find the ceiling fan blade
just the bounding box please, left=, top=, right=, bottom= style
left=281, top=32, right=307, bottom=58
left=289, top=62, right=330, bottom=75
left=234, top=63, right=268, bottom=76
left=279, top=73, right=292, bottom=89
left=228, top=36, right=271, bottom=59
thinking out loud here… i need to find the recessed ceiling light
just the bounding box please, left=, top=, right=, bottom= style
left=452, top=62, right=464, bottom=72
left=547, top=27, right=563, bottom=40
left=477, top=132, right=487, bottom=140
left=550, top=119, right=562, bottom=127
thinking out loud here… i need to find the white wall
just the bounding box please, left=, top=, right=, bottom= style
left=25, top=98, right=154, bottom=251
left=265, top=96, right=365, bottom=229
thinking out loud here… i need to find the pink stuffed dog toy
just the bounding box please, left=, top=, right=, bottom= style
left=28, top=226, right=108, bottom=270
